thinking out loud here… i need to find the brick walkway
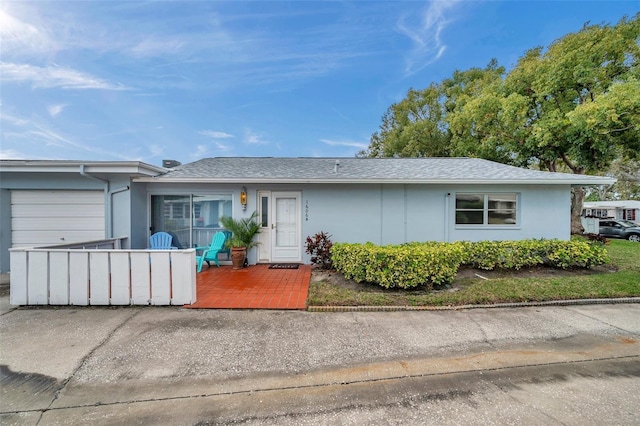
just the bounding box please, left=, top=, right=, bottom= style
left=184, top=264, right=311, bottom=309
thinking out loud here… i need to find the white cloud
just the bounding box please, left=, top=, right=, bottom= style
left=0, top=62, right=129, bottom=90
left=396, top=0, right=459, bottom=75
left=0, top=149, right=29, bottom=159
left=130, top=37, right=187, bottom=58
left=0, top=112, right=29, bottom=126
left=10, top=126, right=132, bottom=160
left=47, top=104, right=66, bottom=117
left=149, top=144, right=165, bottom=156
left=0, top=8, right=56, bottom=55
left=321, top=139, right=368, bottom=149
left=244, top=129, right=267, bottom=145
left=215, top=142, right=233, bottom=152
left=199, top=130, right=234, bottom=139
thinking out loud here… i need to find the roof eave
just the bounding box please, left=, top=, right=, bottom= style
left=133, top=177, right=618, bottom=185
left=0, top=161, right=167, bottom=177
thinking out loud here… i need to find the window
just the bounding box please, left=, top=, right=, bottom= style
left=456, top=193, right=517, bottom=225
left=151, top=194, right=232, bottom=248
left=192, top=195, right=232, bottom=228
left=587, top=208, right=608, bottom=218
left=259, top=195, right=269, bottom=227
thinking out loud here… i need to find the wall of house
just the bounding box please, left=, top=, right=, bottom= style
left=301, top=183, right=570, bottom=248
left=0, top=189, right=11, bottom=273
left=446, top=184, right=570, bottom=242
left=302, top=184, right=447, bottom=245
left=129, top=182, right=150, bottom=249
left=108, top=175, right=136, bottom=248
left=138, top=182, right=572, bottom=265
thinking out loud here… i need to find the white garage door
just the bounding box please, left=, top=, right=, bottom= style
left=11, top=190, right=105, bottom=247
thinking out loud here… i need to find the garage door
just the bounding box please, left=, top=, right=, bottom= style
left=11, top=190, right=105, bottom=247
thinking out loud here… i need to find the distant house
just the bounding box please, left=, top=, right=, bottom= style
left=582, top=200, right=640, bottom=222
left=0, top=157, right=615, bottom=273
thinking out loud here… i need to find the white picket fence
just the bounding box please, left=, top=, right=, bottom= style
left=9, top=245, right=196, bottom=306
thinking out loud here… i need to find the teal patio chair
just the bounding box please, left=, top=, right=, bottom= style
left=196, top=231, right=227, bottom=272
left=150, top=232, right=175, bottom=249
left=220, top=230, right=233, bottom=259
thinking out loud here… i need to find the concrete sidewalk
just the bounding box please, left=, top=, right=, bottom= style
left=1, top=296, right=639, bottom=425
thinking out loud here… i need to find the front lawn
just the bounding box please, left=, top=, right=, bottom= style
left=307, top=239, right=640, bottom=307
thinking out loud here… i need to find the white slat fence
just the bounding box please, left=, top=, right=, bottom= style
left=9, top=243, right=196, bottom=306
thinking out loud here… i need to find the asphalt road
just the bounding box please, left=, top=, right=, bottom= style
left=1, top=299, right=639, bottom=425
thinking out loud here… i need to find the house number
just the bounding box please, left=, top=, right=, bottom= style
left=305, top=200, right=309, bottom=221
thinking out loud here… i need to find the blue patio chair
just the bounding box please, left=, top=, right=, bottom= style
left=195, top=231, right=226, bottom=272
left=150, top=232, right=175, bottom=249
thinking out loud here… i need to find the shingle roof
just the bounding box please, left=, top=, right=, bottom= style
left=138, top=157, right=615, bottom=185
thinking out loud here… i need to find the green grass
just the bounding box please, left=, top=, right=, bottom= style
left=307, top=239, right=640, bottom=307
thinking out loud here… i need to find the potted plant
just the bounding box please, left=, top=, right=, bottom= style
left=219, top=211, right=261, bottom=269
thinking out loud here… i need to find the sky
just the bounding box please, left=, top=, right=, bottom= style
left=1, top=1, right=637, bottom=167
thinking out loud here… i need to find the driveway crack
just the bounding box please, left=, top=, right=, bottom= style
left=35, top=308, right=143, bottom=425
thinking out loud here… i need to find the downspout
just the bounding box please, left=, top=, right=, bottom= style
left=80, top=165, right=111, bottom=238
left=444, top=192, right=451, bottom=242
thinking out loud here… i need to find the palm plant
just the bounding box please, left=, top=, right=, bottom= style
left=219, top=211, right=261, bottom=249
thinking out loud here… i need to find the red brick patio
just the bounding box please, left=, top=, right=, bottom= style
left=184, top=264, right=311, bottom=309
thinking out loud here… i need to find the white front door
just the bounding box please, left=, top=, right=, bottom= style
left=271, top=192, right=301, bottom=262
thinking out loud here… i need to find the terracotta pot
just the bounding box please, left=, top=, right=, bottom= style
left=231, top=247, right=246, bottom=269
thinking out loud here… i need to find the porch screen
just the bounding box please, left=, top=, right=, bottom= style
left=151, top=194, right=232, bottom=248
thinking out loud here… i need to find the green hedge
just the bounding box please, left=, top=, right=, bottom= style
left=330, top=239, right=608, bottom=289
left=462, top=239, right=609, bottom=270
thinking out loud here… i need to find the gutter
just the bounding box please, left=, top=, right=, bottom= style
left=132, top=177, right=617, bottom=186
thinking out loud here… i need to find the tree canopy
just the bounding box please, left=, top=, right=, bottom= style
left=360, top=14, right=640, bottom=231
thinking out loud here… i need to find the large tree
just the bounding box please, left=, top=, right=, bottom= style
left=587, top=157, right=640, bottom=201
left=358, top=84, right=450, bottom=158
left=442, top=59, right=517, bottom=165
left=501, top=15, right=639, bottom=232
left=363, top=14, right=640, bottom=233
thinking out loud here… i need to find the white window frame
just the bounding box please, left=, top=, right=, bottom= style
left=455, top=192, right=520, bottom=228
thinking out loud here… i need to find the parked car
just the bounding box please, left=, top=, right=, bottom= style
left=598, top=219, right=640, bottom=242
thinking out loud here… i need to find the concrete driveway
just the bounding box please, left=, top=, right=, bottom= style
left=1, top=297, right=639, bottom=425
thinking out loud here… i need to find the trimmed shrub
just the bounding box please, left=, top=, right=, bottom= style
left=331, top=242, right=466, bottom=289
left=460, top=239, right=608, bottom=270
left=331, top=239, right=609, bottom=289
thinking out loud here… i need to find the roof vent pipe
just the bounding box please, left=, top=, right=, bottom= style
left=334, top=160, right=340, bottom=173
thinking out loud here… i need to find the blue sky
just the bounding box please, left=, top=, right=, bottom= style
left=1, top=1, right=637, bottom=166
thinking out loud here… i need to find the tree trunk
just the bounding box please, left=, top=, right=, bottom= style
left=570, top=187, right=585, bottom=235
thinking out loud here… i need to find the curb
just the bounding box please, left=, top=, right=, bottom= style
left=307, top=297, right=640, bottom=312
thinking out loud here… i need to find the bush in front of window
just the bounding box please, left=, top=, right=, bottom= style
left=464, top=239, right=609, bottom=270
left=330, top=239, right=608, bottom=289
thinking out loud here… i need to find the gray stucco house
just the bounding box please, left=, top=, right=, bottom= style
left=0, top=157, right=615, bottom=273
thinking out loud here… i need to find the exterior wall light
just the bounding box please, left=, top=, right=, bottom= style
left=240, top=186, right=248, bottom=211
